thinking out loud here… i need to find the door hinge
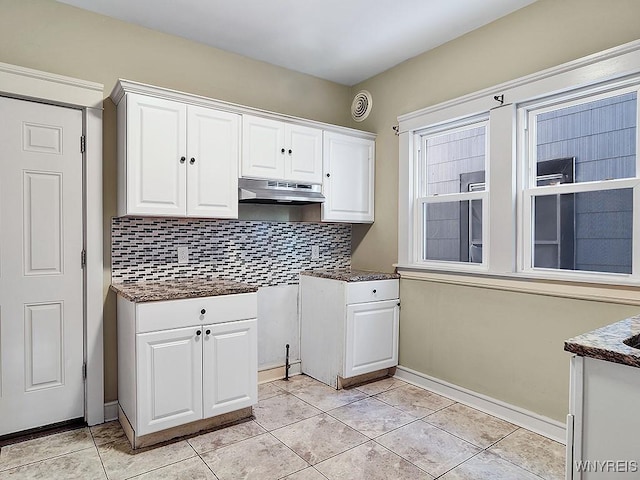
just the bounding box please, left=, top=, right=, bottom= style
left=81, top=249, right=86, bottom=269
left=80, top=135, right=86, bottom=153
left=82, top=362, right=87, bottom=381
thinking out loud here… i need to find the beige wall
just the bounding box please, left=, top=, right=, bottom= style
left=0, top=0, right=352, bottom=403
left=350, top=0, right=640, bottom=422
left=3, top=0, right=640, bottom=421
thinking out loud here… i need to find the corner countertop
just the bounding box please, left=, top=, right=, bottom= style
left=300, top=269, right=400, bottom=282
left=110, top=278, right=258, bottom=303
left=564, top=315, right=640, bottom=368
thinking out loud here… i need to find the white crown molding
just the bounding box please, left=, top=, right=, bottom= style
left=110, top=79, right=375, bottom=139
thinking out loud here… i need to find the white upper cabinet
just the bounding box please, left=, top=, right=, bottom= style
left=322, top=131, right=375, bottom=223
left=186, top=106, right=239, bottom=218
left=125, top=94, right=187, bottom=217
left=287, top=124, right=323, bottom=184
left=119, top=93, right=239, bottom=218
left=242, top=115, right=322, bottom=184
left=112, top=80, right=375, bottom=221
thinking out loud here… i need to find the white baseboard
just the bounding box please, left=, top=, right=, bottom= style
left=395, top=365, right=566, bottom=444
left=258, top=361, right=302, bottom=384
left=103, top=401, right=119, bottom=422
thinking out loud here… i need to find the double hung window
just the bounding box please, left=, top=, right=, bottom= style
left=522, top=89, right=638, bottom=276
left=416, top=119, right=488, bottom=267
left=401, top=43, right=640, bottom=284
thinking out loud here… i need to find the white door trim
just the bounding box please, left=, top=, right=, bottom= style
left=0, top=61, right=104, bottom=426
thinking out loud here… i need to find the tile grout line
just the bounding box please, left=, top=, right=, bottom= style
left=369, top=438, right=436, bottom=479
left=480, top=427, right=554, bottom=480
left=0, top=444, right=98, bottom=474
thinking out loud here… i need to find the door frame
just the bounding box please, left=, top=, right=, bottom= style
left=0, top=62, right=104, bottom=426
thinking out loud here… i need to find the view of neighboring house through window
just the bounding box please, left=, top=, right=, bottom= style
left=524, top=90, right=637, bottom=274
left=418, top=120, right=487, bottom=265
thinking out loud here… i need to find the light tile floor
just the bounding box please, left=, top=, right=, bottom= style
left=0, top=375, right=566, bottom=480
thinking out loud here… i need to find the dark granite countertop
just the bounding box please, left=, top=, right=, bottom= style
left=301, top=269, right=400, bottom=282
left=110, top=278, right=258, bottom=303
left=564, top=315, right=640, bottom=368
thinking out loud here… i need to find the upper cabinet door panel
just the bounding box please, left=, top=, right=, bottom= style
left=286, top=124, right=322, bottom=184
left=186, top=106, right=240, bottom=218
left=126, top=94, right=187, bottom=216
left=241, top=115, right=285, bottom=180
left=322, top=132, right=375, bottom=223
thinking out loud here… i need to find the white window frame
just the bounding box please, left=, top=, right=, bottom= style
left=413, top=117, right=490, bottom=271
left=519, top=85, right=640, bottom=282
left=397, top=39, right=640, bottom=286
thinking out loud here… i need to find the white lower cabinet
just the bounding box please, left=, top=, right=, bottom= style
left=345, top=300, right=399, bottom=378
left=566, top=355, right=640, bottom=479
left=300, top=275, right=399, bottom=388
left=118, top=293, right=257, bottom=439
left=137, top=326, right=203, bottom=434
left=202, top=320, right=258, bottom=418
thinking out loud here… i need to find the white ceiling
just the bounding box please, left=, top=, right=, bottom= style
left=58, top=0, right=537, bottom=86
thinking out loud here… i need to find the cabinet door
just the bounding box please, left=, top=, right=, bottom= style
left=286, top=124, right=323, bottom=184
left=136, top=327, right=203, bottom=435
left=344, top=300, right=398, bottom=378
left=126, top=94, right=187, bottom=216
left=322, top=132, right=375, bottom=223
left=242, top=115, right=285, bottom=180
left=187, top=106, right=239, bottom=218
left=203, top=319, right=257, bottom=418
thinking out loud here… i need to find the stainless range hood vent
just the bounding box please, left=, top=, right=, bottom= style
left=239, top=178, right=325, bottom=205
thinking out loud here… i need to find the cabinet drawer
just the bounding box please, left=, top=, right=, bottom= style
left=136, top=293, right=257, bottom=333
left=346, top=280, right=398, bottom=305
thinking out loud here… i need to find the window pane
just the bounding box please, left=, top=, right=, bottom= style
left=423, top=200, right=483, bottom=263
left=533, top=189, right=632, bottom=273
left=535, top=92, right=636, bottom=183
left=425, top=125, right=486, bottom=195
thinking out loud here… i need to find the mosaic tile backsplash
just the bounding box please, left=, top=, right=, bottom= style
left=111, top=217, right=351, bottom=287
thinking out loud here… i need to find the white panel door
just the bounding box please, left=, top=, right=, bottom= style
left=0, top=96, right=84, bottom=436
left=126, top=94, right=186, bottom=216
left=186, top=106, right=239, bottom=218
left=344, top=300, right=399, bottom=378
left=136, top=326, right=203, bottom=435
left=322, top=132, right=375, bottom=223
left=286, top=124, right=323, bottom=184
left=241, top=115, right=285, bottom=180
left=203, top=319, right=257, bottom=418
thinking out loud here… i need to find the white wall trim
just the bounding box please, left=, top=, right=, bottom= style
left=104, top=401, right=119, bottom=422
left=397, top=268, right=640, bottom=306
left=397, top=39, right=640, bottom=129
left=0, top=61, right=103, bottom=108
left=395, top=365, right=566, bottom=444
left=0, top=62, right=104, bottom=427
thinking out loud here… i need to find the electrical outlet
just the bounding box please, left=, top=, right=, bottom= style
left=311, top=245, right=320, bottom=260
left=177, top=246, right=189, bottom=264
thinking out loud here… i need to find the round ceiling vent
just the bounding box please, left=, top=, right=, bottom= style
left=351, top=90, right=372, bottom=122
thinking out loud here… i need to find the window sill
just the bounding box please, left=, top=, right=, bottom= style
left=395, top=265, right=640, bottom=306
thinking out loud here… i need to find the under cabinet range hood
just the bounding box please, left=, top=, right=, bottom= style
left=238, top=178, right=325, bottom=205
